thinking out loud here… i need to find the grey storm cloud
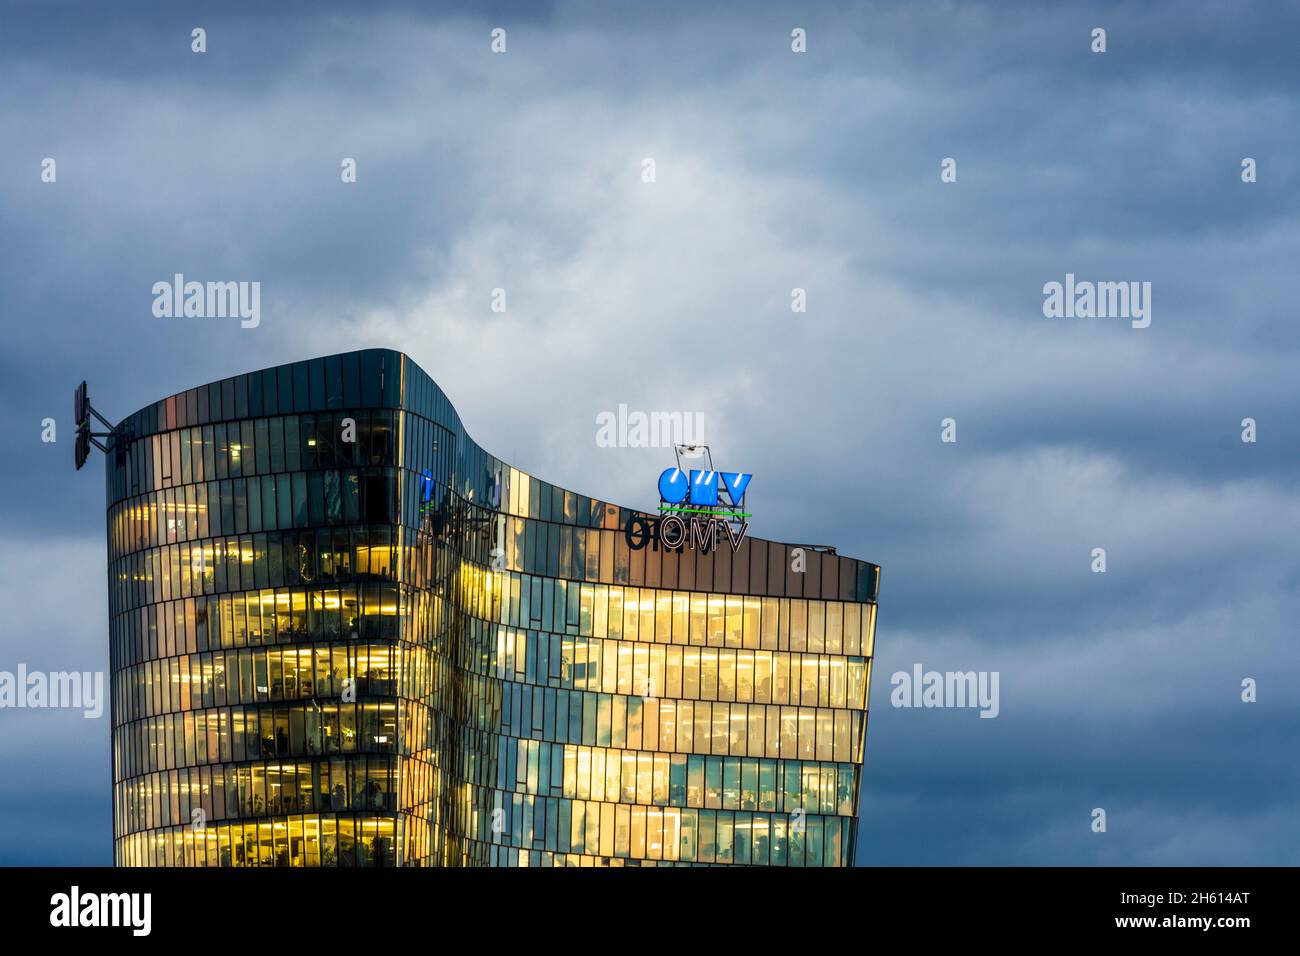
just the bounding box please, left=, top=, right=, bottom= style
left=0, top=0, right=1296, bottom=864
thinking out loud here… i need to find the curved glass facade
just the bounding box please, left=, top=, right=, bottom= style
left=106, top=349, right=880, bottom=866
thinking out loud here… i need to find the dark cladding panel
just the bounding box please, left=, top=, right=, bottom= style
left=803, top=548, right=821, bottom=598
left=731, top=537, right=750, bottom=595
left=748, top=538, right=768, bottom=595
left=767, top=542, right=786, bottom=597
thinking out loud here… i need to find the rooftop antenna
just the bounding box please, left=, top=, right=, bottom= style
left=673, top=443, right=713, bottom=473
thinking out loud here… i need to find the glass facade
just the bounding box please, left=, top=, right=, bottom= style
left=106, top=349, right=880, bottom=866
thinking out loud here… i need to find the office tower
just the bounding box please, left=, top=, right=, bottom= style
left=106, top=349, right=879, bottom=866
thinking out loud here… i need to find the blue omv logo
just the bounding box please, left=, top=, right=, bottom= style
left=627, top=446, right=752, bottom=555
left=658, top=468, right=751, bottom=507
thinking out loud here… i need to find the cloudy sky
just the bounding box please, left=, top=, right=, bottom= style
left=1, top=0, right=1296, bottom=865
